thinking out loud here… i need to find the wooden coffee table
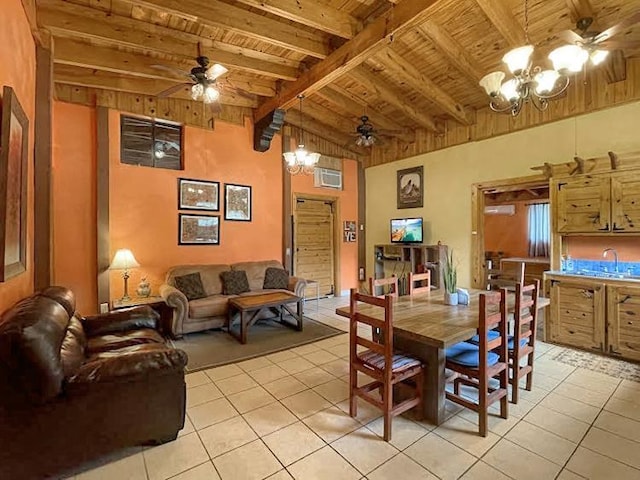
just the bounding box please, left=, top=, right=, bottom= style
left=226, top=291, right=303, bottom=344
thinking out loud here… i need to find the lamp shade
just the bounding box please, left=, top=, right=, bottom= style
left=590, top=49, right=609, bottom=66
left=549, top=45, right=588, bottom=73
left=499, top=79, right=520, bottom=102
left=502, top=45, right=533, bottom=74
left=534, top=69, right=560, bottom=94
left=203, top=85, right=220, bottom=103
left=109, top=249, right=140, bottom=270
left=479, top=71, right=506, bottom=96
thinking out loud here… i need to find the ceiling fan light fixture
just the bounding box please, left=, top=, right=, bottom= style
left=191, top=83, right=204, bottom=100
left=203, top=85, right=220, bottom=103
left=590, top=49, right=609, bottom=66
left=502, top=45, right=534, bottom=75
left=549, top=44, right=588, bottom=73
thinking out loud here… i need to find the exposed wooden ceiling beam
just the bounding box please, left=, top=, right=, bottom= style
left=296, top=100, right=359, bottom=136
left=119, top=0, right=330, bottom=59
left=53, top=64, right=257, bottom=108
left=38, top=0, right=299, bottom=81
left=232, top=0, right=360, bottom=39
left=475, top=0, right=527, bottom=47
left=52, top=38, right=276, bottom=98
left=254, top=0, right=442, bottom=123
left=375, top=48, right=472, bottom=125
left=418, top=21, right=485, bottom=85
left=348, top=66, right=439, bottom=132
left=284, top=110, right=364, bottom=157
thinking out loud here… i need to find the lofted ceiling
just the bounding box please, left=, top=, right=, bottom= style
left=34, top=0, right=640, bottom=165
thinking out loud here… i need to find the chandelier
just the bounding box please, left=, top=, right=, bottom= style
left=479, top=0, right=596, bottom=116
left=283, top=95, right=320, bottom=175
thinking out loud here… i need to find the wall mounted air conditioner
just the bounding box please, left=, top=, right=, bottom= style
left=484, top=205, right=515, bottom=215
left=314, top=168, right=342, bottom=189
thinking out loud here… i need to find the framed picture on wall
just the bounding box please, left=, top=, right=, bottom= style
left=397, top=166, right=423, bottom=209
left=0, top=86, right=29, bottom=282
left=224, top=183, right=252, bottom=221
left=178, top=214, right=220, bottom=245
left=178, top=178, right=219, bottom=211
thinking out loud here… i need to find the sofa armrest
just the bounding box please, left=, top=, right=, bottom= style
left=82, top=306, right=159, bottom=337
left=288, top=276, right=307, bottom=298
left=160, top=284, right=188, bottom=337
left=67, top=347, right=187, bottom=386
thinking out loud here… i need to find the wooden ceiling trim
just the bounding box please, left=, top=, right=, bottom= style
left=418, top=21, right=485, bottom=85
left=38, top=1, right=299, bottom=80
left=348, top=66, right=440, bottom=131
left=475, top=0, right=527, bottom=47
left=53, top=64, right=258, bottom=108
left=118, top=0, right=330, bottom=59
left=375, top=48, right=472, bottom=125
left=52, top=38, right=277, bottom=98
left=294, top=99, right=359, bottom=136
left=233, top=0, right=361, bottom=39
left=253, top=0, right=442, bottom=122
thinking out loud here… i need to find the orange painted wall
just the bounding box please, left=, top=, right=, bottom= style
left=52, top=102, right=97, bottom=314
left=484, top=201, right=530, bottom=258
left=108, top=111, right=283, bottom=299
left=0, top=0, right=35, bottom=311
left=565, top=236, right=640, bottom=261
left=290, top=159, right=359, bottom=293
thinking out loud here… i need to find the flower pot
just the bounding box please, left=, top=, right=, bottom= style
left=444, top=291, right=459, bottom=306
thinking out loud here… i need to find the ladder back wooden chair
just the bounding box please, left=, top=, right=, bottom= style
left=349, top=289, right=424, bottom=441
left=445, top=290, right=509, bottom=436
left=486, top=261, right=525, bottom=291
left=509, top=281, right=539, bottom=404
left=408, top=271, right=431, bottom=295
left=369, top=276, right=399, bottom=297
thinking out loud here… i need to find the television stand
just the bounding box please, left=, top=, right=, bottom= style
left=373, top=244, right=448, bottom=293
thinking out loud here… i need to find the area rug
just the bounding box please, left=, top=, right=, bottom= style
left=551, top=348, right=640, bottom=382
left=170, top=316, right=345, bottom=372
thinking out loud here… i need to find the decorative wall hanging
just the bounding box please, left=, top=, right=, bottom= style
left=343, top=221, right=357, bottom=242
left=397, top=166, right=423, bottom=209
left=178, top=178, right=219, bottom=211
left=179, top=213, right=220, bottom=245
left=224, top=183, right=252, bottom=221
left=0, top=86, right=29, bottom=282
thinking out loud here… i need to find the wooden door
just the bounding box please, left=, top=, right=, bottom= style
left=607, top=285, right=640, bottom=361
left=294, top=198, right=334, bottom=296
left=611, top=171, right=640, bottom=233
left=555, top=176, right=610, bottom=233
left=549, top=278, right=605, bottom=352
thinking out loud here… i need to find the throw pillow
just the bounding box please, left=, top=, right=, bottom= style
left=221, top=270, right=250, bottom=295
left=174, top=272, right=207, bottom=300
left=263, top=267, right=289, bottom=289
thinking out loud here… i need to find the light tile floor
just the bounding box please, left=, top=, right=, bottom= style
left=65, top=296, right=640, bottom=480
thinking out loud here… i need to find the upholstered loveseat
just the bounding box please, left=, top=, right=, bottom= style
left=0, top=286, right=187, bottom=480
left=160, top=260, right=306, bottom=337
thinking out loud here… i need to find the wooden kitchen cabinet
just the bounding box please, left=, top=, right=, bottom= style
left=611, top=171, right=640, bottom=233
left=555, top=175, right=611, bottom=234
left=607, top=285, right=640, bottom=361
left=549, top=278, right=605, bottom=352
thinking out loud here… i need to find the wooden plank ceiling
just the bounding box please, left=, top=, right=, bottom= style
left=36, top=0, right=640, bottom=165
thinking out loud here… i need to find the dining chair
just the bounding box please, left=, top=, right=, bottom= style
left=486, top=261, right=525, bottom=291
left=408, top=271, right=431, bottom=295
left=445, top=290, right=509, bottom=436
left=369, top=276, right=399, bottom=297
left=509, top=281, right=539, bottom=404
left=349, top=288, right=424, bottom=441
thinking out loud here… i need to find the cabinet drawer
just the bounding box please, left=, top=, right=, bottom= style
left=607, top=285, right=640, bottom=361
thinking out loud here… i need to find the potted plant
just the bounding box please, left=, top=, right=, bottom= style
left=443, top=250, right=458, bottom=305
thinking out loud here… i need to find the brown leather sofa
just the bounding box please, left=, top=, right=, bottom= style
left=0, top=286, right=188, bottom=480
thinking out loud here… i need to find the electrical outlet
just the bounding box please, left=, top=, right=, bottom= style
left=99, top=303, right=109, bottom=314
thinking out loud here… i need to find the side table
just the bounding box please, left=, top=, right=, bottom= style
left=111, top=296, right=172, bottom=336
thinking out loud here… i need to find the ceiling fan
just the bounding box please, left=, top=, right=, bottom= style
left=352, top=116, right=406, bottom=147
left=558, top=12, right=640, bottom=66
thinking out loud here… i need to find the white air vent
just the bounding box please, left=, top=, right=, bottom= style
left=314, top=168, right=342, bottom=189
left=484, top=205, right=515, bottom=215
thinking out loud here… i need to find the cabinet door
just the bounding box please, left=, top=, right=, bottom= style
left=549, top=279, right=605, bottom=351
left=611, top=171, right=640, bottom=233
left=607, top=285, right=640, bottom=361
left=556, top=176, right=610, bottom=233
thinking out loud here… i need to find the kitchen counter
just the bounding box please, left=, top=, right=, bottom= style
left=501, top=257, right=550, bottom=264
left=545, top=271, right=640, bottom=285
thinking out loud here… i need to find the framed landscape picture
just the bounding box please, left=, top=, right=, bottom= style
left=0, top=86, right=29, bottom=282
left=397, top=166, right=423, bottom=209
left=224, top=183, right=252, bottom=221
left=178, top=178, right=219, bottom=211
left=178, top=214, right=220, bottom=245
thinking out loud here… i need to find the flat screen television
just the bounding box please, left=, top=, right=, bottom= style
left=390, top=217, right=423, bottom=244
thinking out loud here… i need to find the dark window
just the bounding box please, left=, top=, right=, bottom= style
left=120, top=115, right=183, bottom=170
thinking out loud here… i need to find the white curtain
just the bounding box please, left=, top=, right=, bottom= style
left=528, top=203, right=550, bottom=257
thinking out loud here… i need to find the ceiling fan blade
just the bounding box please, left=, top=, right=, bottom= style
left=156, top=83, right=191, bottom=98
left=210, top=101, right=222, bottom=114
left=598, top=39, right=640, bottom=50
left=593, top=11, right=640, bottom=43
left=377, top=128, right=409, bottom=135
left=558, top=29, right=585, bottom=44
left=151, top=64, right=193, bottom=79
left=223, top=86, right=255, bottom=101
left=206, top=63, right=229, bottom=81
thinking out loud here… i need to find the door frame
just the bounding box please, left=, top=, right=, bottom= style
left=471, top=174, right=549, bottom=289
left=292, top=193, right=341, bottom=297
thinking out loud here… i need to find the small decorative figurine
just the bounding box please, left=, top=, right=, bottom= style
left=136, top=277, right=151, bottom=297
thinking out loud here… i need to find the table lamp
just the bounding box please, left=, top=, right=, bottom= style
left=109, top=248, right=140, bottom=301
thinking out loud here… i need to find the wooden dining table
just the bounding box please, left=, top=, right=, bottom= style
left=335, top=289, right=550, bottom=425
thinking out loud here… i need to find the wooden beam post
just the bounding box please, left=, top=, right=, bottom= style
left=96, top=106, right=110, bottom=308
left=475, top=0, right=527, bottom=47
left=282, top=129, right=293, bottom=273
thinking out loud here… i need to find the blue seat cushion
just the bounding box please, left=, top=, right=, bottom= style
left=446, top=341, right=499, bottom=368
left=508, top=336, right=528, bottom=350
left=469, top=330, right=500, bottom=345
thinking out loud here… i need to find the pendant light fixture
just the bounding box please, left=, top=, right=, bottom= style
left=283, top=95, right=321, bottom=175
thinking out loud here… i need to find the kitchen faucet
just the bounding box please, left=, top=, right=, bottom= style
left=603, top=248, right=619, bottom=273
